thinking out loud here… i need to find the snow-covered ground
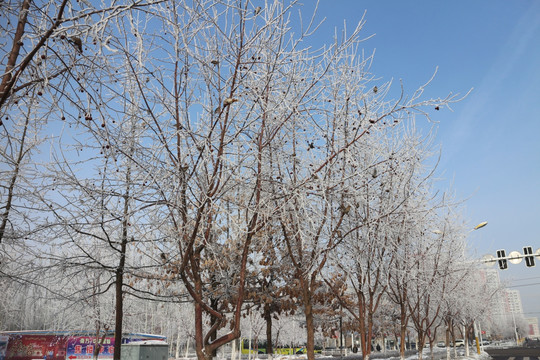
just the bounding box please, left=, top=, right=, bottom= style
left=250, top=348, right=493, bottom=360
left=180, top=344, right=515, bottom=360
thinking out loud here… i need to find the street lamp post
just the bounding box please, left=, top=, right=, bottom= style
left=471, top=222, right=488, bottom=355
left=511, top=310, right=519, bottom=345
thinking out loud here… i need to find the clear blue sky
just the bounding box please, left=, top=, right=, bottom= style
left=302, top=0, right=540, bottom=319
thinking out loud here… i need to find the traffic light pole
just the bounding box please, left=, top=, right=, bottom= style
left=482, top=246, right=538, bottom=270
left=511, top=311, right=519, bottom=345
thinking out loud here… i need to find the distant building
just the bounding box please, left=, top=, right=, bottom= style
left=476, top=268, right=530, bottom=339
left=503, top=289, right=524, bottom=315
left=525, top=317, right=540, bottom=338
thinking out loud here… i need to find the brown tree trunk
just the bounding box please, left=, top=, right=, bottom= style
left=210, top=297, right=218, bottom=357
left=305, top=303, right=315, bottom=360
left=113, top=189, right=130, bottom=360
left=366, top=311, right=374, bottom=360
left=301, top=277, right=315, bottom=360
left=445, top=324, right=451, bottom=360
left=194, top=294, right=205, bottom=360
left=113, top=256, right=125, bottom=356
left=399, top=322, right=407, bottom=358
left=264, top=304, right=273, bottom=356
left=417, top=329, right=425, bottom=360
left=358, top=301, right=369, bottom=360
left=399, top=301, right=408, bottom=360
left=113, top=250, right=126, bottom=360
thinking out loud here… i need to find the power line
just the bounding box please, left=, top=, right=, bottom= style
left=507, top=282, right=540, bottom=288
left=511, top=276, right=540, bottom=282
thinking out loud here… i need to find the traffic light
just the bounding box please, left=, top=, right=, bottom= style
left=523, top=246, right=535, bottom=267
left=496, top=249, right=507, bottom=270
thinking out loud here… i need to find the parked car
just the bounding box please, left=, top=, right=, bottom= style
left=453, top=339, right=465, bottom=347
left=473, top=340, right=491, bottom=346
left=436, top=342, right=446, bottom=348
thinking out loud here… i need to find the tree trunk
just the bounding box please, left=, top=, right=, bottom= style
left=399, top=302, right=407, bottom=360
left=417, top=329, right=425, bottom=360
left=210, top=297, right=218, bottom=357
left=445, top=325, right=450, bottom=360
left=399, top=325, right=406, bottom=357
left=264, top=304, right=273, bottom=356
left=305, top=304, right=315, bottom=360
left=302, top=277, right=315, bottom=360
left=194, top=299, right=205, bottom=360
left=112, top=141, right=133, bottom=360
left=367, top=311, right=375, bottom=359
left=113, top=191, right=130, bottom=360
left=113, top=250, right=126, bottom=360
left=358, top=300, right=370, bottom=360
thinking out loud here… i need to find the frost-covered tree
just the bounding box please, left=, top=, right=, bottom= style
left=81, top=2, right=337, bottom=359
left=272, top=49, right=461, bottom=360
left=327, top=123, right=440, bottom=360
left=2, top=1, right=469, bottom=359
left=386, top=170, right=448, bottom=358
left=0, top=0, right=164, bottom=246
left=244, top=227, right=297, bottom=357
left=405, top=207, right=477, bottom=360
left=43, top=108, right=161, bottom=358
left=0, top=0, right=171, bottom=342
left=0, top=0, right=163, bottom=111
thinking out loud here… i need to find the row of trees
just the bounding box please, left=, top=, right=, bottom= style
left=1, top=1, right=501, bottom=360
